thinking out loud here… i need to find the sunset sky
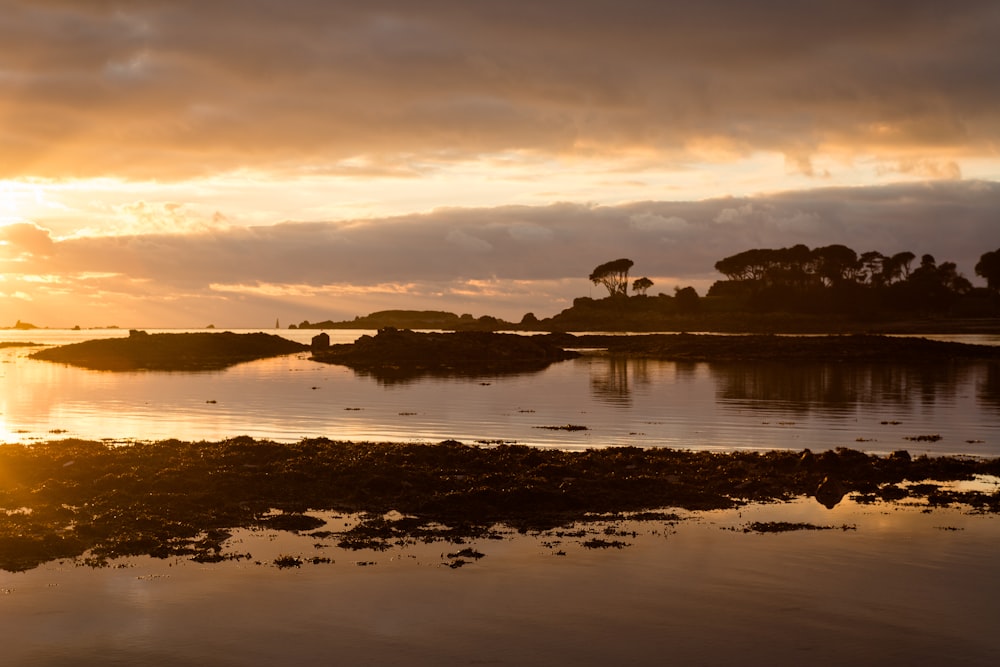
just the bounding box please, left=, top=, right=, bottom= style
left=2, top=0, right=999, bottom=328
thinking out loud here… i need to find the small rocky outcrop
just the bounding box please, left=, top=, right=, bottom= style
left=311, top=328, right=580, bottom=380
left=311, top=332, right=331, bottom=350
left=815, top=475, right=847, bottom=509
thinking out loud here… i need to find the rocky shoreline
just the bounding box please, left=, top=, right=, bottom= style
left=1, top=438, right=997, bottom=572
left=22, top=329, right=1000, bottom=374
left=552, top=332, right=1000, bottom=362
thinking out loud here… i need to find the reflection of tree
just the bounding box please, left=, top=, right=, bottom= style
left=674, top=361, right=700, bottom=381
left=351, top=365, right=550, bottom=386
left=588, top=355, right=655, bottom=406
left=977, top=361, right=1000, bottom=410
left=713, top=361, right=975, bottom=414
left=590, top=355, right=632, bottom=405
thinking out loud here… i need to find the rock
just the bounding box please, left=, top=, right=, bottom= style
left=310, top=328, right=580, bottom=380
left=311, top=332, right=330, bottom=350
left=815, top=475, right=846, bottom=509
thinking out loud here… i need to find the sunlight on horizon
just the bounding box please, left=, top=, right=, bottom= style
left=1, top=149, right=982, bottom=240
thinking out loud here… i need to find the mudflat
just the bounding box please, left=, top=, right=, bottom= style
left=1, top=438, right=997, bottom=572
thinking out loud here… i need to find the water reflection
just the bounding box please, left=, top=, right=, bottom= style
left=590, top=355, right=643, bottom=405
left=977, top=361, right=1000, bottom=410
left=584, top=354, right=981, bottom=418
left=711, top=361, right=975, bottom=415
left=347, top=363, right=554, bottom=386
left=586, top=355, right=696, bottom=407
left=2, top=330, right=999, bottom=456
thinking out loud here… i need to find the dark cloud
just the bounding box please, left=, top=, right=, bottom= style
left=20, top=180, right=1000, bottom=306
left=2, top=1, right=999, bottom=178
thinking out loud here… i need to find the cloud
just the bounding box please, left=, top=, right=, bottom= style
left=2, top=1, right=999, bottom=179
left=0, top=222, right=55, bottom=257
left=629, top=214, right=689, bottom=233
left=4, top=180, right=998, bottom=327
left=876, top=159, right=963, bottom=180
left=445, top=229, right=494, bottom=254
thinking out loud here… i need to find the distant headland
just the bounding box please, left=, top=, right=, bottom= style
left=290, top=245, right=1000, bottom=334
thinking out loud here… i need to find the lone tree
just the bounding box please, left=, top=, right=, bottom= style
left=632, top=276, right=654, bottom=295
left=589, top=258, right=634, bottom=297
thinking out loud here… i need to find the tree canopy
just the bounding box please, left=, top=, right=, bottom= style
left=707, top=243, right=981, bottom=316
left=589, top=258, right=634, bottom=297
left=632, top=276, right=654, bottom=295
left=976, top=249, right=1000, bottom=290
left=714, top=245, right=934, bottom=291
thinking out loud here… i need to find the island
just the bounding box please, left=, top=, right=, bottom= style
left=309, top=327, right=581, bottom=380
left=28, top=330, right=309, bottom=371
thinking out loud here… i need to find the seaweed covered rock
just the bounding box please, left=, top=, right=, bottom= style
left=30, top=331, right=309, bottom=371
left=1, top=439, right=998, bottom=571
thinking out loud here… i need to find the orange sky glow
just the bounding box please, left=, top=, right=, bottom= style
left=2, top=1, right=999, bottom=327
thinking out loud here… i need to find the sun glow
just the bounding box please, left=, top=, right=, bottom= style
left=0, top=180, right=50, bottom=225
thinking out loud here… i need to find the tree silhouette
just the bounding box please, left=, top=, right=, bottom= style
left=632, top=276, right=654, bottom=295
left=976, top=249, right=1000, bottom=290
left=674, top=286, right=700, bottom=313
left=884, top=251, right=916, bottom=284
left=813, top=244, right=859, bottom=286
left=589, top=258, right=634, bottom=297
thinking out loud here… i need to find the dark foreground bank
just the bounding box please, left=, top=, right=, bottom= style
left=1, top=438, right=998, bottom=572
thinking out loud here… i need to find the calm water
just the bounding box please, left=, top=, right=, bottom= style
left=3, top=498, right=999, bottom=666
left=2, top=328, right=999, bottom=456
left=4, top=328, right=1000, bottom=666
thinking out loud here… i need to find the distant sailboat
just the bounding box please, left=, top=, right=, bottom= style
left=275, top=318, right=280, bottom=329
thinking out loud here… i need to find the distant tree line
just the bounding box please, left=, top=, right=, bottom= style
left=707, top=244, right=998, bottom=316
left=580, top=245, right=1000, bottom=324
